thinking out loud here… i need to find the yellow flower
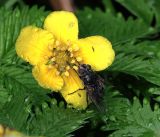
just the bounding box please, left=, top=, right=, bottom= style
left=0, top=124, right=26, bottom=137
left=16, top=11, right=115, bottom=109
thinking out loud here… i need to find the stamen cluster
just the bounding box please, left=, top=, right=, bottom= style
left=47, top=40, right=82, bottom=76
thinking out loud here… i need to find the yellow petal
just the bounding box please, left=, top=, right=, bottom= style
left=44, top=11, right=78, bottom=44
left=32, top=64, right=64, bottom=91
left=60, top=69, right=87, bottom=109
left=16, top=26, right=54, bottom=65
left=76, top=36, right=115, bottom=71
left=63, top=89, right=87, bottom=110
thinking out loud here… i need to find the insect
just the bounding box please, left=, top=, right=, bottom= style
left=78, top=64, right=105, bottom=111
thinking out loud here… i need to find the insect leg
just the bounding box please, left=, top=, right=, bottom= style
left=67, top=88, right=90, bottom=106
left=68, top=88, right=85, bottom=95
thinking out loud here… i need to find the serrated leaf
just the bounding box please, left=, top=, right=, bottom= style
left=116, top=0, right=153, bottom=24
left=153, top=0, right=160, bottom=28
left=109, top=50, right=160, bottom=87
left=114, top=41, right=160, bottom=58
left=103, top=89, right=160, bottom=137
left=28, top=102, right=94, bottom=137
left=1, top=65, right=50, bottom=106
left=0, top=6, right=48, bottom=64
left=102, top=0, right=116, bottom=14
left=77, top=8, right=153, bottom=45
left=0, top=95, right=29, bottom=130
left=0, top=86, right=9, bottom=108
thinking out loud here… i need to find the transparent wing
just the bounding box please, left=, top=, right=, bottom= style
left=86, top=86, right=105, bottom=113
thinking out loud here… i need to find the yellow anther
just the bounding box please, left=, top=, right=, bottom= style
left=56, top=71, right=60, bottom=76
left=73, top=66, right=78, bottom=70
left=44, top=55, right=49, bottom=59
left=51, top=57, right=56, bottom=62
left=70, top=53, right=73, bottom=57
left=55, top=64, right=58, bottom=68
left=68, top=47, right=73, bottom=52
left=57, top=46, right=61, bottom=51
left=48, top=45, right=53, bottom=50
left=66, top=66, right=70, bottom=70
left=64, top=71, right=69, bottom=76
left=76, top=57, right=82, bottom=62
left=53, top=52, right=56, bottom=56
left=61, top=47, right=66, bottom=51
left=73, top=45, right=79, bottom=51
left=55, top=40, right=60, bottom=46
left=48, top=65, right=53, bottom=69
left=66, top=41, right=71, bottom=46
left=0, top=125, right=4, bottom=135
left=71, top=59, right=75, bottom=64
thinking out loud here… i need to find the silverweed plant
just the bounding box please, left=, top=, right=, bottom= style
left=0, top=0, right=160, bottom=137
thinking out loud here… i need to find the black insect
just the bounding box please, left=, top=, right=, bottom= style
left=78, top=64, right=105, bottom=111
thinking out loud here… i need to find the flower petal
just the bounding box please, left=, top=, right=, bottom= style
left=16, top=26, right=54, bottom=65
left=32, top=64, right=64, bottom=91
left=76, top=36, right=115, bottom=71
left=60, top=69, right=87, bottom=109
left=63, top=89, right=87, bottom=110
left=44, top=11, right=78, bottom=44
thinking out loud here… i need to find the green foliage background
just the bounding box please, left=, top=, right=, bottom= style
left=0, top=0, right=160, bottom=137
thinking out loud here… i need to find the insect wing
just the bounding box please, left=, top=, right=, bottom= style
left=86, top=86, right=105, bottom=112
left=97, top=75, right=105, bottom=91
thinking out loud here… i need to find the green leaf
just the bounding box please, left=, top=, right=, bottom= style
left=1, top=65, right=43, bottom=93
left=109, top=53, right=160, bottom=86
left=116, top=0, right=153, bottom=24
left=153, top=0, right=160, bottom=28
left=77, top=8, right=153, bottom=45
left=0, top=6, right=48, bottom=64
left=28, top=101, right=94, bottom=137
left=0, top=86, right=9, bottom=108
left=1, top=64, right=50, bottom=106
left=103, top=89, right=160, bottom=137
left=114, top=41, right=160, bottom=59
left=0, top=95, right=29, bottom=130
left=109, top=40, right=160, bottom=87
left=0, top=0, right=25, bottom=9
left=102, top=0, right=116, bottom=15
left=0, top=65, right=50, bottom=131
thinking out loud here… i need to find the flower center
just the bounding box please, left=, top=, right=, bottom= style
left=47, top=40, right=82, bottom=76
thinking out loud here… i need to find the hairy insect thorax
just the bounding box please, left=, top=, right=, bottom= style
left=78, top=64, right=97, bottom=85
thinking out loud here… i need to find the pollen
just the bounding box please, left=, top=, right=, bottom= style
left=56, top=46, right=61, bottom=51
left=73, top=66, right=78, bottom=70
left=48, top=45, right=53, bottom=50
left=64, top=71, right=69, bottom=76
left=66, top=41, right=71, bottom=46
left=73, top=44, right=79, bottom=51
left=55, top=40, right=60, bottom=46
left=66, top=66, right=70, bottom=70
left=68, top=47, right=73, bottom=52
left=56, top=71, right=60, bottom=76
left=71, top=59, right=75, bottom=64
left=76, top=57, right=82, bottom=62
left=51, top=57, right=56, bottom=62
left=48, top=64, right=53, bottom=69
left=70, top=53, right=73, bottom=57
left=61, top=47, right=66, bottom=51
left=46, top=41, right=82, bottom=76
